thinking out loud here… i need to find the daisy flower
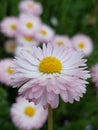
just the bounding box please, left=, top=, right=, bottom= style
left=53, top=35, right=72, bottom=48
left=72, top=34, right=93, bottom=56
left=5, top=40, right=17, bottom=54
left=91, top=64, right=98, bottom=87
left=35, top=24, right=55, bottom=43
left=11, top=43, right=90, bottom=108
left=0, top=59, right=15, bottom=86
left=16, top=35, right=39, bottom=46
left=1, top=17, right=18, bottom=37
left=15, top=45, right=34, bottom=57
left=10, top=97, right=48, bottom=130
left=17, top=14, right=41, bottom=36
left=19, top=0, right=42, bottom=16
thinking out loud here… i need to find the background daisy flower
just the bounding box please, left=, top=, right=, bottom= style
left=15, top=45, right=34, bottom=57
left=91, top=64, right=98, bottom=87
left=5, top=40, right=17, bottom=54
left=19, top=0, right=43, bottom=16
left=1, top=17, right=18, bottom=37
left=72, top=34, right=93, bottom=56
left=11, top=43, right=90, bottom=108
left=16, top=35, right=39, bottom=46
left=0, top=59, right=14, bottom=86
left=17, top=14, right=41, bottom=36
left=53, top=35, right=72, bottom=48
left=10, top=97, right=48, bottom=130
left=35, top=24, right=55, bottom=43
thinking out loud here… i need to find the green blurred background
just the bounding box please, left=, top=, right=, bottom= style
left=0, top=0, right=98, bottom=130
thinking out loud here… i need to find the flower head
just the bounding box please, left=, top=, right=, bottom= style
left=15, top=45, right=34, bottom=57
left=11, top=43, right=90, bottom=108
left=0, top=59, right=15, bottom=86
left=35, top=24, right=55, bottom=43
left=18, top=14, right=41, bottom=36
left=1, top=17, right=18, bottom=37
left=5, top=40, right=17, bottom=54
left=16, top=35, right=39, bottom=46
left=72, top=34, right=93, bottom=56
left=19, top=0, right=43, bottom=16
left=53, top=35, right=72, bottom=48
left=10, top=97, right=48, bottom=130
left=91, top=64, right=98, bottom=87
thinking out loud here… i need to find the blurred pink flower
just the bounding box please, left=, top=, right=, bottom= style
left=16, top=34, right=39, bottom=46
left=17, top=14, right=41, bottom=36
left=0, top=59, right=14, bottom=86
left=15, top=45, right=35, bottom=57
left=53, top=35, right=72, bottom=48
left=5, top=40, right=17, bottom=54
left=35, top=24, right=55, bottom=43
left=1, top=17, right=18, bottom=37
left=19, top=0, right=43, bottom=16
left=10, top=97, right=48, bottom=130
left=72, top=34, right=93, bottom=56
left=11, top=43, right=90, bottom=108
left=91, top=64, right=98, bottom=87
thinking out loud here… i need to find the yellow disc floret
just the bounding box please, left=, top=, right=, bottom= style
left=57, top=41, right=64, bottom=45
left=40, top=30, right=47, bottom=35
left=39, top=56, right=62, bottom=74
left=8, top=44, right=16, bottom=51
left=26, top=22, right=33, bottom=28
left=78, top=42, right=85, bottom=49
left=25, top=36, right=33, bottom=42
left=28, top=2, right=34, bottom=8
left=10, top=24, right=17, bottom=30
left=6, top=66, right=15, bottom=74
left=24, top=106, right=36, bottom=117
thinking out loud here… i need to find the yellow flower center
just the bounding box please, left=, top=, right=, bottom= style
left=10, top=24, right=17, bottom=30
left=57, top=41, right=63, bottom=45
left=26, top=49, right=31, bottom=53
left=28, top=2, right=34, bottom=8
left=26, top=22, right=33, bottom=29
left=24, top=106, right=35, bottom=117
left=39, top=56, right=62, bottom=74
left=6, top=66, right=15, bottom=74
left=40, top=30, right=47, bottom=35
left=78, top=42, right=85, bottom=49
left=25, top=36, right=33, bottom=42
left=8, top=44, right=16, bottom=51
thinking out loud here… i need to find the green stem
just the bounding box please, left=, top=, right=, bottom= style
left=96, top=87, right=98, bottom=98
left=48, top=105, right=53, bottom=130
